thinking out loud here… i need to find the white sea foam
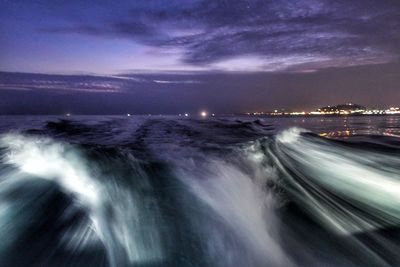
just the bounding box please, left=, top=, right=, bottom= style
left=0, top=134, right=164, bottom=266
left=174, top=157, right=291, bottom=267
left=275, top=128, right=400, bottom=234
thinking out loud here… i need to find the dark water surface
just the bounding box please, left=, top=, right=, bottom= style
left=1, top=115, right=400, bottom=267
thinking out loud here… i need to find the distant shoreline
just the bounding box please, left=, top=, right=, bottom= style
left=239, top=113, right=400, bottom=117
left=1, top=113, right=400, bottom=118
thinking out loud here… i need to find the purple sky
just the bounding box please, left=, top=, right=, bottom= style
left=1, top=0, right=400, bottom=114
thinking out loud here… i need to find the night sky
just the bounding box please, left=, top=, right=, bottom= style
left=1, top=0, right=400, bottom=114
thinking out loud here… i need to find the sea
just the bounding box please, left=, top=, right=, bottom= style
left=1, top=115, right=400, bottom=267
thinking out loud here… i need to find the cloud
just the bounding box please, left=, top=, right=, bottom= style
left=0, top=75, right=131, bottom=93
left=41, top=0, right=400, bottom=72
left=0, top=81, right=123, bottom=93
left=0, top=72, right=204, bottom=93
left=153, top=79, right=201, bottom=84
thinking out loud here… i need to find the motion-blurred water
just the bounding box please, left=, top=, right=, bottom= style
left=1, top=115, right=400, bottom=267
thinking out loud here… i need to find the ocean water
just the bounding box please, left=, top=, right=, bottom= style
left=1, top=115, right=400, bottom=267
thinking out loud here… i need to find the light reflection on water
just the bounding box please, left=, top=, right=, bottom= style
left=267, top=115, right=400, bottom=138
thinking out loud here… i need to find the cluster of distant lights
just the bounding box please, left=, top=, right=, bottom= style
left=247, top=106, right=400, bottom=116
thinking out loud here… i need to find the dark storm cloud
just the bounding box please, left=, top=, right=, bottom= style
left=42, top=0, right=400, bottom=71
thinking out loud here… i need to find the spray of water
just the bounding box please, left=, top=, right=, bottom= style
left=170, top=153, right=291, bottom=267
left=271, top=128, right=400, bottom=235
left=0, top=133, right=165, bottom=266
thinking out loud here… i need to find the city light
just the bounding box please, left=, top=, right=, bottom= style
left=245, top=103, right=400, bottom=117
left=201, top=111, right=208, bottom=117
left=386, top=107, right=400, bottom=114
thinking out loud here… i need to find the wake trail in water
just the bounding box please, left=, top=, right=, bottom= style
left=259, top=128, right=400, bottom=266
left=0, top=134, right=165, bottom=267
left=1, top=118, right=400, bottom=266
left=273, top=128, right=400, bottom=235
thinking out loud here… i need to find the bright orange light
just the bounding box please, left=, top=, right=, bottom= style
left=201, top=111, right=207, bottom=117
